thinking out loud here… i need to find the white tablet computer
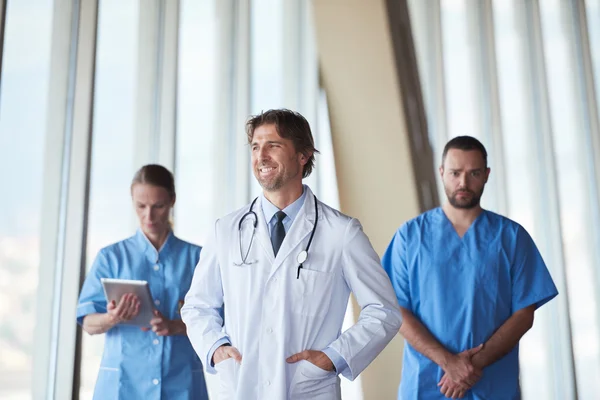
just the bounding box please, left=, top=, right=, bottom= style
left=101, top=278, right=156, bottom=327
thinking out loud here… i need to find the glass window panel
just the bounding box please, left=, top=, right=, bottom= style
left=250, top=0, right=284, bottom=113
left=491, top=1, right=555, bottom=398
left=586, top=0, right=600, bottom=116
left=0, top=0, right=53, bottom=398
left=175, top=0, right=217, bottom=245
left=583, top=3, right=600, bottom=389
left=440, top=0, right=481, bottom=141
left=79, top=1, right=139, bottom=398
left=540, top=0, right=600, bottom=398
left=174, top=1, right=218, bottom=395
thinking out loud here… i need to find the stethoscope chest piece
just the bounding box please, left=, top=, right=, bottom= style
left=297, top=250, right=308, bottom=264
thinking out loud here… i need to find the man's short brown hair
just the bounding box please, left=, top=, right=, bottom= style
left=246, top=109, right=320, bottom=178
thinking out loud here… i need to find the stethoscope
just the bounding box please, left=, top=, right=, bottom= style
left=235, top=194, right=318, bottom=279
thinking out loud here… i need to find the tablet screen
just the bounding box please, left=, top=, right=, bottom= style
left=101, top=278, right=157, bottom=327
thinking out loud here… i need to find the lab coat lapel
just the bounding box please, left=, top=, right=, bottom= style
left=268, top=187, right=318, bottom=279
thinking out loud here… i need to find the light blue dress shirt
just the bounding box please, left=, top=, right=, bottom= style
left=77, top=230, right=208, bottom=400
left=383, top=208, right=558, bottom=400
left=208, top=186, right=349, bottom=375
left=260, top=185, right=307, bottom=237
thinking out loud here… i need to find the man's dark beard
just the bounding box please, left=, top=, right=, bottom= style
left=447, top=188, right=483, bottom=209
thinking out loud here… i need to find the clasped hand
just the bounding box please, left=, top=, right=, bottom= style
left=438, top=344, right=483, bottom=399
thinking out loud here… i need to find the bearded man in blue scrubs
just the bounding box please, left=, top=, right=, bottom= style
left=383, top=136, right=558, bottom=399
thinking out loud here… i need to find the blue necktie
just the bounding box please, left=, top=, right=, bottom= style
left=271, top=211, right=287, bottom=256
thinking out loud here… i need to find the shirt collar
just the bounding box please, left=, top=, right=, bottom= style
left=260, top=185, right=307, bottom=225
left=134, top=228, right=175, bottom=262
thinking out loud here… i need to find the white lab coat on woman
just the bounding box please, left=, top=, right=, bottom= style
left=182, top=186, right=402, bottom=400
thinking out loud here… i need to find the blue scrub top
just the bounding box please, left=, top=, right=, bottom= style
left=383, top=208, right=558, bottom=400
left=77, top=230, right=208, bottom=400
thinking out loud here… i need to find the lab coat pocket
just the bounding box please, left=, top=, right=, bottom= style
left=291, top=268, right=334, bottom=317
left=300, top=360, right=334, bottom=379
left=289, top=360, right=338, bottom=399
left=215, top=358, right=239, bottom=400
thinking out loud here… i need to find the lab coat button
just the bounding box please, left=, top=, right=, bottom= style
left=153, top=265, right=160, bottom=271
left=153, top=339, right=159, bottom=345
left=266, top=380, right=271, bottom=386
left=267, top=328, right=273, bottom=333
left=154, top=299, right=160, bottom=305
left=152, top=379, right=159, bottom=385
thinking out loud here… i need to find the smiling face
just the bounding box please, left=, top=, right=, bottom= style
left=440, top=148, right=490, bottom=209
left=250, top=124, right=307, bottom=193
left=131, top=183, right=175, bottom=237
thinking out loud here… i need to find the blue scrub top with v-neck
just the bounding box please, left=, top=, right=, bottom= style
left=382, top=207, right=558, bottom=400
left=77, top=230, right=208, bottom=400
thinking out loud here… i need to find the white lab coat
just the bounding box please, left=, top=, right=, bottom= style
left=182, top=186, right=402, bottom=400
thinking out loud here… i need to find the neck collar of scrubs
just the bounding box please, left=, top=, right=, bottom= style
left=135, top=228, right=174, bottom=263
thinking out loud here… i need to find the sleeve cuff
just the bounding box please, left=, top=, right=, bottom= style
left=514, top=290, right=558, bottom=312
left=76, top=301, right=107, bottom=325
left=396, top=298, right=411, bottom=310
left=206, top=337, right=231, bottom=374
left=322, top=346, right=348, bottom=376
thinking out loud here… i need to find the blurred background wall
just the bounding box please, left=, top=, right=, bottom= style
left=0, top=0, right=599, bottom=399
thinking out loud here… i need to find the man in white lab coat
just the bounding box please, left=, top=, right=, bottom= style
left=182, top=109, right=402, bottom=399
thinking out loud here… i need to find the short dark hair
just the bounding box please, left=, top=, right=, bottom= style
left=246, top=109, right=320, bottom=178
left=131, top=164, right=176, bottom=199
left=442, top=136, right=488, bottom=166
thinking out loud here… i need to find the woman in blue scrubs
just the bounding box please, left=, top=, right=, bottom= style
left=77, top=164, right=208, bottom=400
